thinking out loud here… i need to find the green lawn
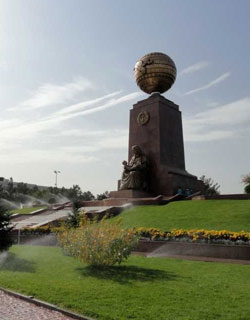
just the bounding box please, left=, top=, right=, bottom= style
left=11, top=206, right=47, bottom=215
left=114, top=200, right=250, bottom=232
left=1, top=245, right=250, bottom=320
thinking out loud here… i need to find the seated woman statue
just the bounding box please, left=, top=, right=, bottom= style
left=119, top=145, right=148, bottom=191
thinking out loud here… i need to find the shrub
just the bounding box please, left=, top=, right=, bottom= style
left=0, top=204, right=13, bottom=252
left=244, top=184, right=250, bottom=194
left=58, top=219, right=138, bottom=266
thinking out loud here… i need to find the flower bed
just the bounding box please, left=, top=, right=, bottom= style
left=18, top=225, right=250, bottom=246
left=19, top=225, right=62, bottom=235
left=135, top=227, right=250, bottom=245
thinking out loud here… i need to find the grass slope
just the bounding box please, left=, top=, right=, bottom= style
left=115, top=200, right=250, bottom=232
left=1, top=246, right=250, bottom=320
left=11, top=206, right=46, bottom=215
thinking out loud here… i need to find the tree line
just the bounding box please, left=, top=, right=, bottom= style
left=0, top=179, right=108, bottom=205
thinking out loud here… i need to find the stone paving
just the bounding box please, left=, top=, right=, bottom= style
left=12, top=209, right=72, bottom=230
left=11, top=206, right=125, bottom=230
left=0, top=290, right=75, bottom=320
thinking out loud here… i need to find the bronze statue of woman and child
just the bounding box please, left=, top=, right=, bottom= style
left=119, top=145, right=148, bottom=191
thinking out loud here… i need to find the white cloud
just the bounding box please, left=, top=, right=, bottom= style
left=13, top=77, right=93, bottom=110
left=55, top=91, right=122, bottom=116
left=183, top=97, right=250, bottom=142
left=191, top=97, right=250, bottom=126
left=58, top=145, right=99, bottom=153
left=59, top=129, right=128, bottom=150
left=0, top=86, right=139, bottom=166
left=37, top=92, right=142, bottom=126
left=0, top=147, right=98, bottom=164
left=207, top=101, right=220, bottom=108
left=184, top=72, right=231, bottom=95
left=180, top=61, right=210, bottom=75
left=0, top=127, right=128, bottom=165
left=184, top=129, right=236, bottom=142
left=1, top=91, right=141, bottom=141
left=56, top=92, right=142, bottom=119
left=0, top=61, right=7, bottom=69
left=0, top=118, right=22, bottom=129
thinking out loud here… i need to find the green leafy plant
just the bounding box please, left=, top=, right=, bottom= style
left=58, top=218, right=138, bottom=266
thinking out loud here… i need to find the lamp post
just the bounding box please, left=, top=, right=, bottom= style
left=54, top=170, right=61, bottom=188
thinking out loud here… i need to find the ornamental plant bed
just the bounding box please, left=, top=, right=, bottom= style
left=16, top=225, right=250, bottom=246
left=136, top=227, right=250, bottom=246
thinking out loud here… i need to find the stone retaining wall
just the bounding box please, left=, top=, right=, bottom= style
left=193, top=194, right=250, bottom=200
left=11, top=234, right=250, bottom=261
left=137, top=240, right=250, bottom=260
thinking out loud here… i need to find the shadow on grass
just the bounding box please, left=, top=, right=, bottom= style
left=77, top=265, right=177, bottom=284
left=0, top=252, right=36, bottom=273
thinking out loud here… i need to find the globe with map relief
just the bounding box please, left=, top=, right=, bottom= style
left=134, top=52, right=177, bottom=95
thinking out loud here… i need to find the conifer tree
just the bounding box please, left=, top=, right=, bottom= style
left=0, top=204, right=13, bottom=252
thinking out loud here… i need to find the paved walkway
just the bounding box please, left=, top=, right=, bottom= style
left=0, top=290, right=75, bottom=320
left=12, top=209, right=72, bottom=229
left=11, top=205, right=128, bottom=230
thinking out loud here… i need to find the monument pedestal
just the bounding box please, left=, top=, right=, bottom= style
left=109, top=190, right=152, bottom=199
left=126, top=93, right=203, bottom=196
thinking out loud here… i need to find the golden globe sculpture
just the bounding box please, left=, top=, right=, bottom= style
left=134, top=52, right=177, bottom=94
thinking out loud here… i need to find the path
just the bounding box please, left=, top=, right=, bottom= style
left=0, top=290, right=75, bottom=320
left=11, top=205, right=128, bottom=229
left=11, top=209, right=72, bottom=229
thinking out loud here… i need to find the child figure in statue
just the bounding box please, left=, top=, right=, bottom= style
left=119, top=145, right=148, bottom=191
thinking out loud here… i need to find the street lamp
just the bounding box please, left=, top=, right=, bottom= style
left=54, top=170, right=61, bottom=188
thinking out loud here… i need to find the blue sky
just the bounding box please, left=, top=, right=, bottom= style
left=0, top=0, right=250, bottom=194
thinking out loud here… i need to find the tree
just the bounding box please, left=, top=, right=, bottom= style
left=65, top=201, right=82, bottom=229
left=66, top=184, right=83, bottom=201
left=199, top=175, right=220, bottom=196
left=16, top=183, right=29, bottom=195
left=0, top=204, right=13, bottom=252
left=0, top=185, right=8, bottom=199
left=244, top=185, right=250, bottom=194
left=6, top=177, right=15, bottom=200
left=242, top=173, right=250, bottom=194
left=96, top=191, right=109, bottom=200
left=81, top=191, right=95, bottom=201
left=242, top=173, right=250, bottom=185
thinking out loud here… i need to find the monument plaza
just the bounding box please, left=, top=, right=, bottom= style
left=110, top=52, right=204, bottom=200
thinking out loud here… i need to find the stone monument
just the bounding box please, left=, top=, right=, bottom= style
left=111, top=52, right=204, bottom=198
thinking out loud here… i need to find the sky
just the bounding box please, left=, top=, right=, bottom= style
left=0, top=0, right=250, bottom=195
